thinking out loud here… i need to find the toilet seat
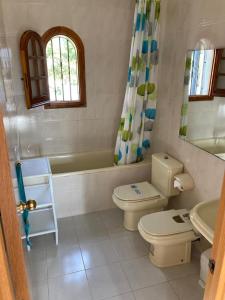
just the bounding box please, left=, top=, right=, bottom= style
left=139, top=209, right=193, bottom=236
left=113, top=181, right=165, bottom=203
left=138, top=209, right=198, bottom=267
left=112, top=181, right=168, bottom=231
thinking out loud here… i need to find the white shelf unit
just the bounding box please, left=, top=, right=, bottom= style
left=12, top=157, right=58, bottom=249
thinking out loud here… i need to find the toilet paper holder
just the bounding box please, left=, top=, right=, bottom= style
left=173, top=173, right=194, bottom=192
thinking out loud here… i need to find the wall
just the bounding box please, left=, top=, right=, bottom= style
left=0, top=0, right=18, bottom=158
left=0, top=0, right=135, bottom=158
left=152, top=0, right=225, bottom=209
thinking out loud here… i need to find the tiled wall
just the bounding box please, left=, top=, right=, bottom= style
left=2, top=0, right=225, bottom=210
left=0, top=0, right=135, bottom=158
left=0, top=0, right=18, bottom=158
left=151, top=0, right=225, bottom=209
left=187, top=97, right=225, bottom=140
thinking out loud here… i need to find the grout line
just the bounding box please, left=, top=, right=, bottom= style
left=45, top=243, right=50, bottom=300
left=83, top=268, right=95, bottom=300
left=47, top=276, right=50, bottom=300
left=117, top=260, right=133, bottom=293
left=167, top=280, right=181, bottom=300
left=100, top=291, right=136, bottom=300
left=77, top=229, right=95, bottom=300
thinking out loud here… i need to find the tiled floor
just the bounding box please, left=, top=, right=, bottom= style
left=24, top=208, right=204, bottom=300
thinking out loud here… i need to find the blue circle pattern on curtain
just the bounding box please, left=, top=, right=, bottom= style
left=114, top=0, right=160, bottom=165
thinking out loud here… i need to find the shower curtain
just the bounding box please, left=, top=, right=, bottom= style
left=114, top=0, right=160, bottom=165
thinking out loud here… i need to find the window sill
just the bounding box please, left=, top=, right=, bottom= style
left=44, top=100, right=86, bottom=109
left=189, top=95, right=214, bottom=101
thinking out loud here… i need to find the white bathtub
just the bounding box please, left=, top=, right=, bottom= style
left=49, top=150, right=151, bottom=218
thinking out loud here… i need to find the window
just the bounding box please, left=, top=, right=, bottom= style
left=20, top=26, right=86, bottom=109
left=189, top=50, right=215, bottom=97
left=188, top=49, right=225, bottom=101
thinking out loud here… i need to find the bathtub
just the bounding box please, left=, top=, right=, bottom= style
left=49, top=150, right=151, bottom=218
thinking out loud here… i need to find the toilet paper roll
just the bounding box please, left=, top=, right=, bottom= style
left=174, top=173, right=194, bottom=191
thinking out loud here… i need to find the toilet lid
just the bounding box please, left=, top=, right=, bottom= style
left=139, top=209, right=193, bottom=236
left=113, top=181, right=163, bottom=202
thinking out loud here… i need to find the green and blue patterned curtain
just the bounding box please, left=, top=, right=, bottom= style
left=114, top=0, right=160, bottom=165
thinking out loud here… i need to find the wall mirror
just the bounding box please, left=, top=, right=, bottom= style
left=179, top=48, right=225, bottom=161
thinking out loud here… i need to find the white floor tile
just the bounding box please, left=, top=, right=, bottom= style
left=169, top=274, right=204, bottom=300
left=25, top=210, right=203, bottom=300
left=111, top=234, right=148, bottom=261
left=58, top=217, right=79, bottom=248
left=28, top=234, right=56, bottom=250
left=47, top=245, right=84, bottom=278
left=74, top=212, right=103, bottom=227
left=161, top=257, right=200, bottom=280
left=81, top=239, right=120, bottom=269
left=74, top=213, right=109, bottom=245
left=134, top=282, right=179, bottom=300
left=121, top=256, right=167, bottom=290
left=86, top=263, right=131, bottom=300
left=48, top=271, right=92, bottom=300
left=30, top=282, right=49, bottom=300
left=25, top=246, right=47, bottom=264
left=108, top=227, right=136, bottom=240
left=101, top=209, right=135, bottom=240
left=27, top=260, right=48, bottom=284
left=105, top=292, right=135, bottom=300
left=100, top=208, right=124, bottom=230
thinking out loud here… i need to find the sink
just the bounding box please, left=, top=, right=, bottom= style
left=190, top=200, right=219, bottom=244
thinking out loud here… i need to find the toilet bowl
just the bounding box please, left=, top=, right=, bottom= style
left=112, top=181, right=168, bottom=231
left=138, top=209, right=198, bottom=267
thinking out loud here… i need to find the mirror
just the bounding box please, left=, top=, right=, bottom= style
left=180, top=48, right=225, bottom=161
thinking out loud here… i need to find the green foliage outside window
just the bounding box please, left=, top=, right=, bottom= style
left=46, top=36, right=79, bottom=100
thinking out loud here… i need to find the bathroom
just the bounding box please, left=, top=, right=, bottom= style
left=0, top=0, right=225, bottom=299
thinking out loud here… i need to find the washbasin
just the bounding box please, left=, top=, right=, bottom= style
left=190, top=200, right=219, bottom=244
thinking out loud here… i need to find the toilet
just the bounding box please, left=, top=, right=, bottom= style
left=113, top=152, right=197, bottom=267
left=138, top=209, right=198, bottom=267
left=112, top=181, right=168, bottom=231
left=112, top=153, right=184, bottom=231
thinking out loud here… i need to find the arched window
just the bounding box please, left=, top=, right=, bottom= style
left=20, top=26, right=86, bottom=109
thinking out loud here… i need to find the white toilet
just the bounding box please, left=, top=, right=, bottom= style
left=112, top=153, right=184, bottom=231
left=138, top=209, right=198, bottom=267
left=112, top=181, right=168, bottom=231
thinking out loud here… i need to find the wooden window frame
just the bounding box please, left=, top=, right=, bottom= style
left=42, top=26, right=86, bottom=109
left=20, top=27, right=86, bottom=109
left=189, top=49, right=218, bottom=102
left=211, top=49, right=225, bottom=97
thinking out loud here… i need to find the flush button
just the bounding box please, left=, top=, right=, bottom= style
left=131, top=185, right=137, bottom=189
left=173, top=215, right=184, bottom=223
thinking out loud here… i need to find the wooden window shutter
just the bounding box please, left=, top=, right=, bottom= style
left=212, top=49, right=225, bottom=97
left=20, top=30, right=50, bottom=109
